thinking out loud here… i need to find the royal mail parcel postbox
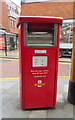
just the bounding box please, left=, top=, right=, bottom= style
left=17, top=16, right=63, bottom=109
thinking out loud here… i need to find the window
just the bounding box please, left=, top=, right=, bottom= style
left=10, top=20, right=12, bottom=27
left=7, top=4, right=8, bottom=9
left=13, top=21, right=15, bottom=28
left=10, top=20, right=15, bottom=28
left=12, top=8, right=14, bottom=12
left=24, top=23, right=58, bottom=47
left=10, top=37, right=14, bottom=44
left=22, top=0, right=49, bottom=3
left=9, top=6, right=11, bottom=10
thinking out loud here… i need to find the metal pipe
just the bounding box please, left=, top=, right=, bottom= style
left=4, top=33, right=7, bottom=56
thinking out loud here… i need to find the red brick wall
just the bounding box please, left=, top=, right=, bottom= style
left=9, top=17, right=19, bottom=34
left=0, top=1, right=2, bottom=24
left=21, top=2, right=74, bottom=19
left=0, top=0, right=19, bottom=34
left=0, top=1, right=9, bottom=32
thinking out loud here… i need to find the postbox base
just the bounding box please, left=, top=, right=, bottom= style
left=22, top=107, right=56, bottom=110
left=68, top=81, right=75, bottom=105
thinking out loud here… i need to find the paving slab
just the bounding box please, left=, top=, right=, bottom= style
left=47, top=102, right=73, bottom=118
left=29, top=110, right=47, bottom=118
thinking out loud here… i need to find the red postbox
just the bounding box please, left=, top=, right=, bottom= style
left=17, top=16, right=63, bottom=109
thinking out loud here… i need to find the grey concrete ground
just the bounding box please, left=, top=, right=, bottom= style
left=1, top=78, right=74, bottom=119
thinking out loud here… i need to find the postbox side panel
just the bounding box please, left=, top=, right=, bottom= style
left=53, top=24, right=60, bottom=106
left=21, top=47, right=57, bottom=109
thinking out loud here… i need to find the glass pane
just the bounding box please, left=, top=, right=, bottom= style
left=22, top=0, right=49, bottom=3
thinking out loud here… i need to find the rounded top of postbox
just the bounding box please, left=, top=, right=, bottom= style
left=17, top=16, right=63, bottom=27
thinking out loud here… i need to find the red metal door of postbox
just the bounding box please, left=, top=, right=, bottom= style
left=22, top=47, right=57, bottom=109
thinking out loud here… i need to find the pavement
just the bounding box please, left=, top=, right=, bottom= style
left=0, top=49, right=75, bottom=119
left=0, top=49, right=19, bottom=59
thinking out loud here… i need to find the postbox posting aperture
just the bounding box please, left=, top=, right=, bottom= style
left=17, top=16, right=63, bottom=109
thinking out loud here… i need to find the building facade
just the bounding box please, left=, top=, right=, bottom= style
left=6, top=0, right=20, bottom=34
left=0, top=0, right=20, bottom=50
left=21, top=0, right=75, bottom=19
left=21, top=0, right=75, bottom=44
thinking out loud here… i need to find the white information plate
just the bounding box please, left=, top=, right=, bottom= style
left=35, top=50, right=47, bottom=53
left=32, top=56, right=48, bottom=67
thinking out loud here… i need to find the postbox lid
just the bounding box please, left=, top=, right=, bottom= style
left=17, top=16, right=63, bottom=27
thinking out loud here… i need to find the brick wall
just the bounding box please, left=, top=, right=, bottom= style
left=0, top=1, right=9, bottom=32
left=9, top=17, right=19, bottom=34
left=0, top=0, right=19, bottom=34
left=21, top=2, right=74, bottom=19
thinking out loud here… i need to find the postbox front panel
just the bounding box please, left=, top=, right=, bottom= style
left=21, top=47, right=57, bottom=109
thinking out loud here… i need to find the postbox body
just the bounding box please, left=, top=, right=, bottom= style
left=17, top=16, right=63, bottom=109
